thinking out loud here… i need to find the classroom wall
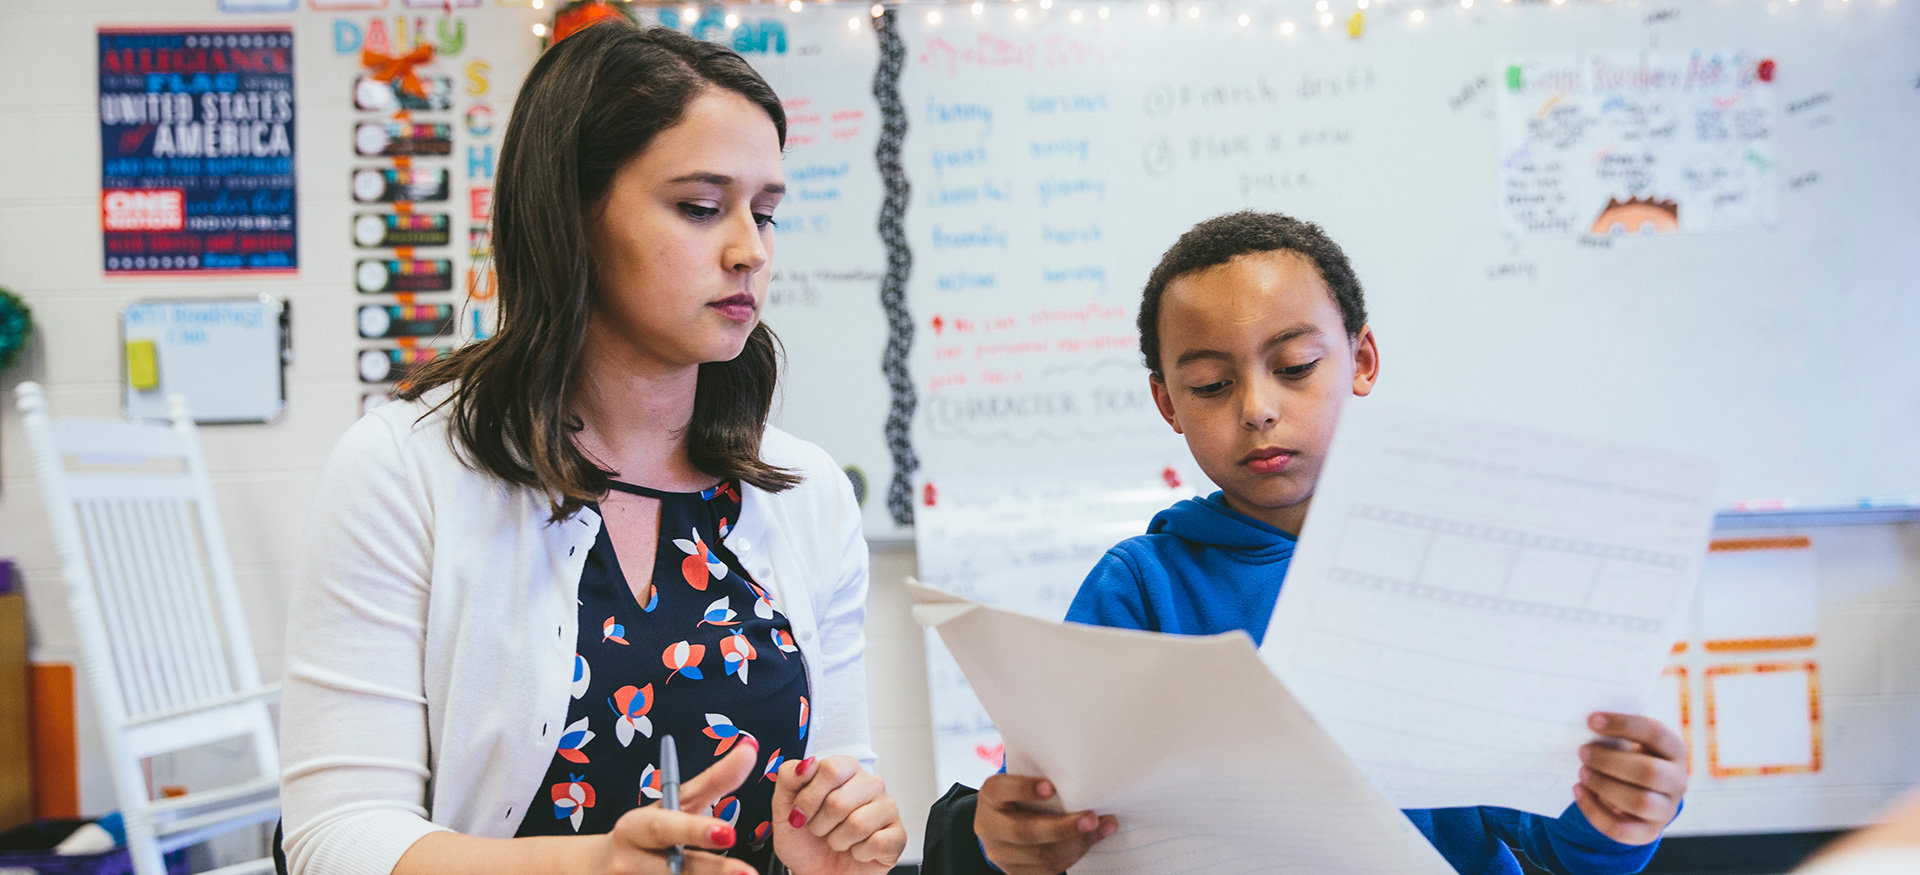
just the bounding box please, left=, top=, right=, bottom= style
left=0, top=0, right=934, bottom=859
left=0, top=394, right=938, bottom=858
left=1, top=0, right=1916, bottom=864
left=0, top=0, right=329, bottom=828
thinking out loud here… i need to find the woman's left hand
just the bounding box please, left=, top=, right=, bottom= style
left=771, top=755, right=906, bottom=875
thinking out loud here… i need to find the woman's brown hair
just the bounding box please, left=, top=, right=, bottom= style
left=401, top=20, right=798, bottom=520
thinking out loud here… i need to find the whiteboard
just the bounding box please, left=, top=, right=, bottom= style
left=403, top=1, right=1920, bottom=531
left=743, top=13, right=910, bottom=539
left=122, top=296, right=289, bottom=424
left=880, top=0, right=1920, bottom=511
left=868, top=0, right=1920, bottom=839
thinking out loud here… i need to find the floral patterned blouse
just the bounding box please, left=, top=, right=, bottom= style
left=515, top=479, right=810, bottom=873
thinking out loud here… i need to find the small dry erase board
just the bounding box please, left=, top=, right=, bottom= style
left=121, top=296, right=290, bottom=424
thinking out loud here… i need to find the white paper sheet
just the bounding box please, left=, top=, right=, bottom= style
left=1262, top=402, right=1717, bottom=816
left=908, top=582, right=1455, bottom=875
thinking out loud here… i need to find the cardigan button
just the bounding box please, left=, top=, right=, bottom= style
left=798, top=629, right=814, bottom=643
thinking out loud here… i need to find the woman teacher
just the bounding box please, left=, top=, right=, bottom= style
left=280, top=21, right=905, bottom=875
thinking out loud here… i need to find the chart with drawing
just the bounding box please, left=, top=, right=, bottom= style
left=1498, top=50, right=1779, bottom=237
left=1264, top=402, right=1718, bottom=816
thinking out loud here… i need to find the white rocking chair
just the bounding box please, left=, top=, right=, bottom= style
left=15, top=382, right=280, bottom=875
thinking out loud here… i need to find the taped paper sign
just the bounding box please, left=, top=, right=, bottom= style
left=1497, top=51, right=1779, bottom=237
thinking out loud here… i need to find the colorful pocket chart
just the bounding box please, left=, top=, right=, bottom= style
left=353, top=212, right=450, bottom=248
left=357, top=346, right=451, bottom=384
left=358, top=304, right=454, bottom=339
left=356, top=258, right=454, bottom=293
left=353, top=75, right=454, bottom=112
left=354, top=121, right=453, bottom=156
left=352, top=167, right=450, bottom=203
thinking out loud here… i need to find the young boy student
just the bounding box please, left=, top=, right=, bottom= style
left=970, top=212, right=1689, bottom=875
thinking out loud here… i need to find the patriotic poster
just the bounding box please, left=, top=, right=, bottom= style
left=99, top=27, right=297, bottom=275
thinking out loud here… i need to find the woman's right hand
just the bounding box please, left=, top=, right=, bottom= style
left=974, top=774, right=1116, bottom=875
left=586, top=739, right=762, bottom=875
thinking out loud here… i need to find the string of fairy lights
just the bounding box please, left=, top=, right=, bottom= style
left=526, top=0, right=1873, bottom=39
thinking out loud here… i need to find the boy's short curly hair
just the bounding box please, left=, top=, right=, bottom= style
left=1138, top=211, right=1368, bottom=378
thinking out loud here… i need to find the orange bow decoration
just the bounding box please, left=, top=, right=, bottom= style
left=360, top=44, right=436, bottom=100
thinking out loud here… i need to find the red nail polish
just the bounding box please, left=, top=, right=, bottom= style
left=799, top=756, right=816, bottom=777
left=710, top=824, right=736, bottom=848
left=788, top=810, right=808, bottom=829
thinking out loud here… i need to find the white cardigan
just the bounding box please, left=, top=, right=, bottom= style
left=279, top=396, right=875, bottom=875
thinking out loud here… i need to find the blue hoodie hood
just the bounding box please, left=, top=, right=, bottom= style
left=1065, top=491, right=1296, bottom=643
left=1147, top=491, right=1299, bottom=556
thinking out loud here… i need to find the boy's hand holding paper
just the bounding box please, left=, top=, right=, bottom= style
left=973, top=774, right=1115, bottom=875
left=1575, top=712, right=1690, bottom=844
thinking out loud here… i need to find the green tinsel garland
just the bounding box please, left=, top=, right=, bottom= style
left=0, top=286, right=32, bottom=373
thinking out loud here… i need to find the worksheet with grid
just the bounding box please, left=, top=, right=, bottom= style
left=1262, top=402, right=1717, bottom=816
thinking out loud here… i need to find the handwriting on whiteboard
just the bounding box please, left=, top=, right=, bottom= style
left=917, top=33, right=1123, bottom=76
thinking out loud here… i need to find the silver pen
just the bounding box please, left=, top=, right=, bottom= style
left=661, top=734, right=682, bottom=875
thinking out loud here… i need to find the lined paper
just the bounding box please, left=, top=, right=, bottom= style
left=1263, top=402, right=1717, bottom=816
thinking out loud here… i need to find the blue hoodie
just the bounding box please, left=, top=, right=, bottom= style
left=1064, top=492, right=1663, bottom=875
